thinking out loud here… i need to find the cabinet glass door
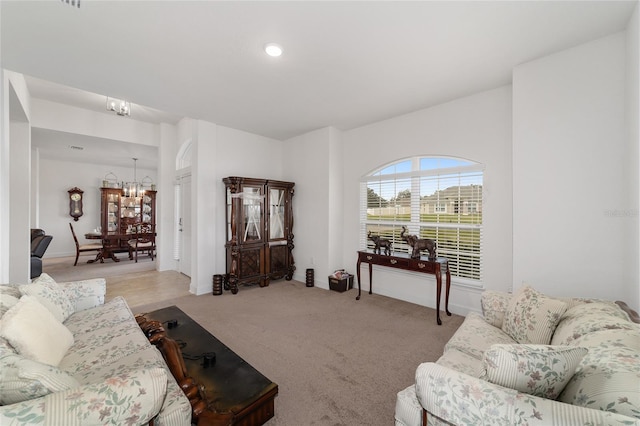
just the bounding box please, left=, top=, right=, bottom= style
left=107, top=191, right=121, bottom=233
left=142, top=194, right=153, bottom=223
left=242, top=186, right=263, bottom=242
left=269, top=188, right=286, bottom=240
left=121, top=197, right=140, bottom=217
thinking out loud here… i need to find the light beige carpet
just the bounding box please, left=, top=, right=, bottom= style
left=135, top=280, right=464, bottom=426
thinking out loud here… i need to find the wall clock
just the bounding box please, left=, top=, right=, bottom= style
left=68, top=187, right=84, bottom=221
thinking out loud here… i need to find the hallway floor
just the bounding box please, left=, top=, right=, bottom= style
left=43, top=255, right=192, bottom=309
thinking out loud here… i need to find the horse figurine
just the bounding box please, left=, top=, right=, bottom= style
left=400, top=226, right=437, bottom=260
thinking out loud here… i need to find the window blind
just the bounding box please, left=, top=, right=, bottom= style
left=361, top=157, right=483, bottom=284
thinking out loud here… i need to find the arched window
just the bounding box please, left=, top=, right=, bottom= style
left=360, top=156, right=484, bottom=285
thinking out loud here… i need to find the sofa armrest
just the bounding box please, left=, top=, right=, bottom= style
left=31, top=235, right=53, bottom=259
left=415, top=362, right=637, bottom=426
left=0, top=366, right=167, bottom=426
left=0, top=397, right=45, bottom=425
left=480, top=290, right=511, bottom=328
left=57, top=278, right=106, bottom=312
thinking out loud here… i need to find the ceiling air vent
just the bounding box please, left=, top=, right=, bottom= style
left=68, top=145, right=84, bottom=151
left=61, top=0, right=80, bottom=8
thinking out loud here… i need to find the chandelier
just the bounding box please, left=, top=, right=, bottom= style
left=124, top=158, right=143, bottom=198
left=123, top=158, right=155, bottom=198
left=106, top=97, right=131, bottom=117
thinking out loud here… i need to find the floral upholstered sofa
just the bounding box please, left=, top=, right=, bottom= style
left=0, top=273, right=191, bottom=425
left=395, top=285, right=640, bottom=426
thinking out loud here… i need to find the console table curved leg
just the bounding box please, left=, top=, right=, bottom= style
left=356, top=258, right=362, bottom=300
left=435, top=267, right=442, bottom=326
left=445, top=265, right=451, bottom=316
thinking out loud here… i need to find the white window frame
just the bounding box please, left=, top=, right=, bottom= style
left=360, top=156, right=484, bottom=287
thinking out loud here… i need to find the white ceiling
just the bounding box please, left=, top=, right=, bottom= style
left=2, top=0, right=637, bottom=144
left=31, top=127, right=160, bottom=169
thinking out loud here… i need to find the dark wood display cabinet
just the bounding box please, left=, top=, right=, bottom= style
left=223, top=177, right=295, bottom=293
left=99, top=187, right=156, bottom=259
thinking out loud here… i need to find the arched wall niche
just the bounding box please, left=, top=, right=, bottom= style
left=176, top=139, right=192, bottom=171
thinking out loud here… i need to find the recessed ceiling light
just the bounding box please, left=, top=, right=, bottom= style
left=264, top=43, right=283, bottom=57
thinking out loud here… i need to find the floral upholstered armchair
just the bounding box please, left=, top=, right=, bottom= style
left=395, top=286, right=640, bottom=426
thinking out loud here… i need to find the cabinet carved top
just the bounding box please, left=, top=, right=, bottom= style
left=223, top=176, right=295, bottom=188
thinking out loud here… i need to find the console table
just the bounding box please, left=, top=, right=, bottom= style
left=356, top=250, right=451, bottom=325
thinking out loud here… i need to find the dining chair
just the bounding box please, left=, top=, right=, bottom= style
left=69, top=223, right=103, bottom=265
left=128, top=223, right=156, bottom=263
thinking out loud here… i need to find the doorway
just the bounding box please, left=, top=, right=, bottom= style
left=176, top=173, right=192, bottom=277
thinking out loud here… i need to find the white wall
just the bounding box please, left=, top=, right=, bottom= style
left=190, top=120, right=217, bottom=295
left=31, top=99, right=159, bottom=148
left=3, top=17, right=636, bottom=312
left=35, top=156, right=156, bottom=258
left=156, top=122, right=179, bottom=271
left=3, top=71, right=32, bottom=284
left=187, top=122, right=285, bottom=295
left=283, top=127, right=336, bottom=287
left=627, top=4, right=640, bottom=310
left=327, top=127, right=345, bottom=276
left=9, top=117, right=30, bottom=283
left=0, top=0, right=2, bottom=283
left=0, top=63, right=5, bottom=283
left=513, top=32, right=635, bottom=304
left=341, top=86, right=514, bottom=315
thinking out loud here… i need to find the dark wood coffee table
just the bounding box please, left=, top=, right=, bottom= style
left=137, top=306, right=278, bottom=426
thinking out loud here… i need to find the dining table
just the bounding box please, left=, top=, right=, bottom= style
left=84, top=231, right=134, bottom=263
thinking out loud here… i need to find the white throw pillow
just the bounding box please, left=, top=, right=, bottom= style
left=31, top=272, right=57, bottom=285
left=19, top=280, right=74, bottom=323
left=0, top=353, right=80, bottom=404
left=481, top=290, right=511, bottom=328
left=0, top=296, right=74, bottom=366
left=0, top=337, right=17, bottom=357
left=0, top=284, right=22, bottom=299
left=481, top=344, right=588, bottom=399
left=0, top=293, right=19, bottom=317
left=502, top=286, right=567, bottom=344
